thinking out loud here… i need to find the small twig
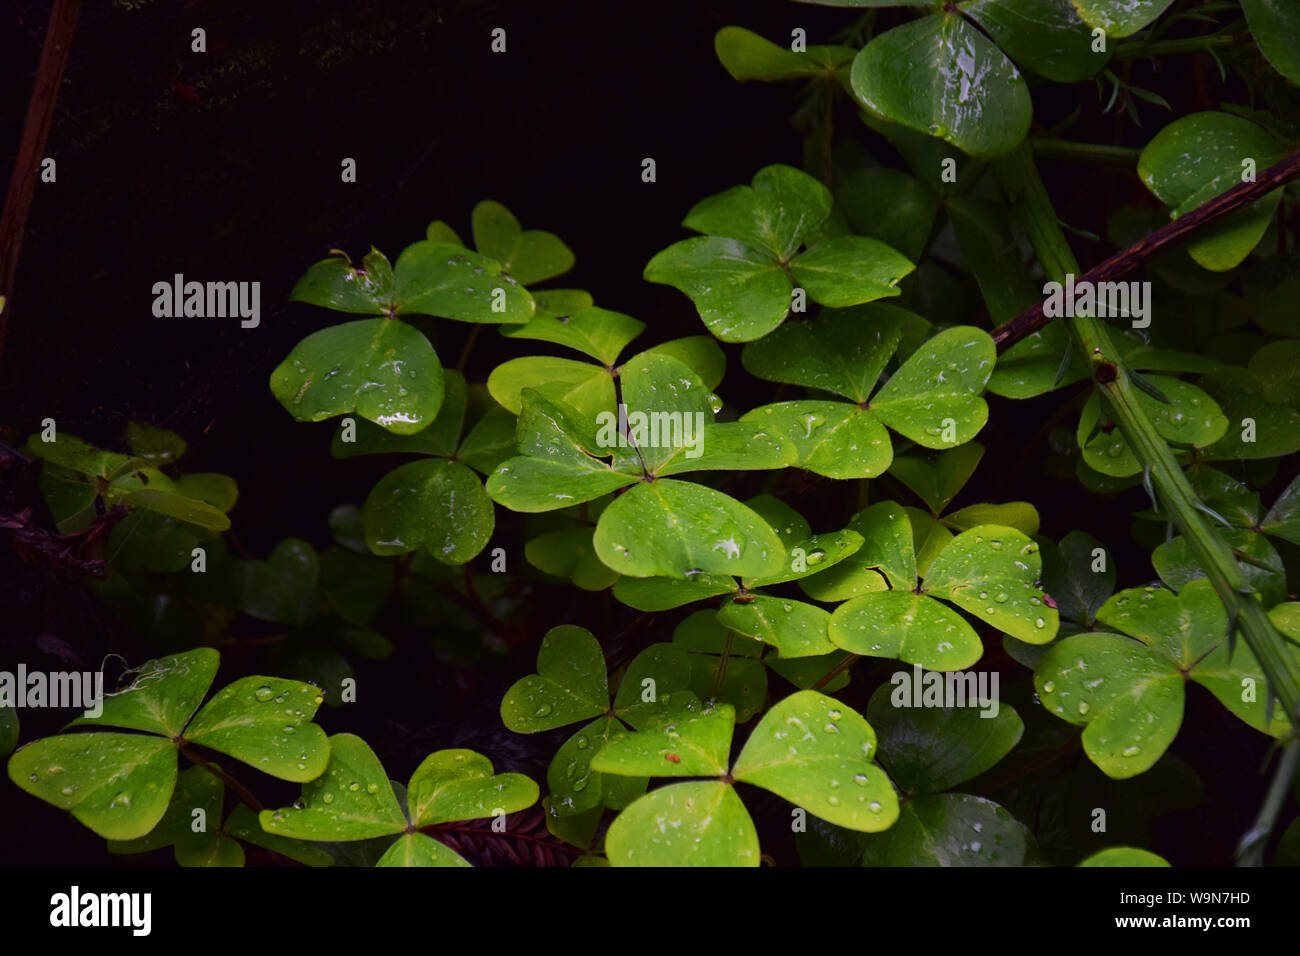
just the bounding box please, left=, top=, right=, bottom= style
left=0, top=0, right=82, bottom=369
left=994, top=148, right=1300, bottom=352
left=178, top=741, right=264, bottom=813
left=811, top=653, right=859, bottom=691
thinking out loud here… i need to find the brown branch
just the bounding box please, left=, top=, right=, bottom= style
left=994, top=148, right=1300, bottom=353
left=0, top=0, right=82, bottom=369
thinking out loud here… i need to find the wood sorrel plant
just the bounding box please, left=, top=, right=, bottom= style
left=8, top=0, right=1300, bottom=868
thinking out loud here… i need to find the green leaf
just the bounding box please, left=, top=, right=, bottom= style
left=1071, top=0, right=1176, bottom=37
left=962, top=0, right=1109, bottom=82
left=8, top=733, right=177, bottom=840
left=77, top=648, right=218, bottom=737
left=526, top=526, right=619, bottom=591
left=25, top=433, right=137, bottom=481
left=1035, top=632, right=1182, bottom=778
left=923, top=526, right=1059, bottom=643
left=224, top=804, right=334, bottom=866
left=789, top=236, right=914, bottom=307
left=1138, top=112, right=1286, bottom=271
left=486, top=355, right=614, bottom=419
left=681, top=164, right=831, bottom=262
left=616, top=353, right=714, bottom=474
left=487, top=393, right=635, bottom=512
left=331, top=369, right=466, bottom=459
left=1242, top=0, right=1300, bottom=84
left=531, top=288, right=594, bottom=319
left=948, top=196, right=1041, bottom=324
left=500, top=626, right=609, bottom=733
left=1262, top=474, right=1300, bottom=545
left=1249, top=340, right=1300, bottom=407
left=733, top=691, right=898, bottom=831
left=260, top=734, right=407, bottom=841
left=1078, top=846, right=1171, bottom=867
left=943, top=502, right=1040, bottom=536
left=742, top=309, right=900, bottom=402
left=867, top=683, right=1023, bottom=794
left=184, top=677, right=329, bottom=782
left=289, top=249, right=396, bottom=314
left=376, top=832, right=472, bottom=867
left=718, top=596, right=836, bottom=658
left=502, top=307, right=644, bottom=365
left=860, top=794, right=1028, bottom=866
left=125, top=422, right=187, bottom=465
left=869, top=326, right=996, bottom=448
left=270, top=318, right=445, bottom=435
left=1041, top=530, right=1115, bottom=627
left=635, top=336, right=728, bottom=392
left=593, top=480, right=786, bottom=579
left=470, top=200, right=574, bottom=285
left=612, top=573, right=736, bottom=611
left=592, top=704, right=734, bottom=778
left=604, top=780, right=759, bottom=867
left=850, top=14, right=1031, bottom=159
left=830, top=591, right=983, bottom=670
left=393, top=242, right=534, bottom=322
left=1199, top=367, right=1300, bottom=460
left=1154, top=529, right=1286, bottom=607
left=643, top=236, right=792, bottom=342
left=714, top=26, right=826, bottom=82
left=237, top=538, right=321, bottom=626
left=406, top=749, right=538, bottom=825
left=988, top=323, right=1089, bottom=399
left=363, top=459, right=494, bottom=564
left=741, top=401, right=892, bottom=479
left=548, top=718, right=641, bottom=816
left=838, top=167, right=938, bottom=263
left=888, top=442, right=984, bottom=514
left=457, top=406, right=518, bottom=475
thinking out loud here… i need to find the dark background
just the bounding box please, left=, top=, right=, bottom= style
left=0, top=0, right=1286, bottom=867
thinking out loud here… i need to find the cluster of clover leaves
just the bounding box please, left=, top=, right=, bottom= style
left=9, top=0, right=1300, bottom=866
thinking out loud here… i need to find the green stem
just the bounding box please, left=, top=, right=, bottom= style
left=994, top=143, right=1300, bottom=724
left=1237, top=739, right=1300, bottom=867
left=1114, top=33, right=1239, bottom=60
left=711, top=630, right=734, bottom=699
left=1031, top=139, right=1140, bottom=165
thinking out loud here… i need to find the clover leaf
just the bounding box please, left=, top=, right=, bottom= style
left=742, top=321, right=996, bottom=479
left=498, top=626, right=696, bottom=817
left=1242, top=0, right=1300, bottom=84
left=7, top=648, right=328, bottom=840
left=593, top=691, right=898, bottom=866
left=644, top=164, right=914, bottom=342
left=1035, top=579, right=1295, bottom=779
left=888, top=441, right=1040, bottom=536
left=259, top=733, right=537, bottom=867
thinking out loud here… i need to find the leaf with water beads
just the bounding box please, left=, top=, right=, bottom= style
left=8, top=733, right=177, bottom=841
left=73, top=647, right=218, bottom=737
left=376, top=833, right=472, bottom=867
left=393, top=241, right=535, bottom=322
left=270, top=318, right=445, bottom=436
left=860, top=793, right=1028, bottom=866
left=499, top=626, right=609, bottom=733
left=717, top=596, right=837, bottom=659
left=923, top=525, right=1059, bottom=644
left=362, top=458, right=494, bottom=565
left=733, top=691, right=898, bottom=832
left=1077, top=846, right=1171, bottom=867
left=604, top=780, right=759, bottom=867
left=406, top=749, right=538, bottom=826
left=830, top=591, right=983, bottom=671
left=183, top=676, right=329, bottom=782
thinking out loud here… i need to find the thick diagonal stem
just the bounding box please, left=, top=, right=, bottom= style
left=994, top=143, right=1300, bottom=725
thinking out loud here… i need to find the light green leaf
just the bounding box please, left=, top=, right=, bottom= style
left=612, top=573, right=736, bottom=611
left=830, top=591, right=983, bottom=670
left=471, top=200, right=574, bottom=285
left=9, top=733, right=177, bottom=840
left=593, top=480, right=786, bottom=579
left=185, top=677, right=329, bottom=782
left=924, top=526, right=1059, bottom=643
left=592, top=704, right=734, bottom=777
left=988, top=324, right=1089, bottom=399
left=1078, top=846, right=1171, bottom=866
left=270, top=318, right=444, bottom=435
left=362, top=459, right=493, bottom=564
left=289, top=249, right=396, bottom=314
left=260, top=734, right=406, bottom=841
left=714, top=26, right=835, bottom=82
left=75, top=648, right=218, bottom=737
left=734, top=690, right=898, bottom=831
left=741, top=307, right=900, bottom=402
left=850, top=14, right=1031, bottom=159
left=486, top=354, right=614, bottom=419
left=634, top=336, right=727, bottom=392
left=718, top=596, right=836, bottom=658
left=888, top=443, right=984, bottom=515
left=869, top=326, right=995, bottom=448
left=681, top=164, right=831, bottom=261
left=331, top=369, right=466, bottom=459
left=503, top=307, right=644, bottom=365
left=604, top=781, right=759, bottom=867
left=525, top=526, right=620, bottom=591
left=741, top=402, right=892, bottom=480
left=790, top=236, right=914, bottom=307
left=643, top=236, right=792, bottom=342
left=376, top=832, right=472, bottom=867
left=394, top=242, right=534, bottom=322
left=548, top=718, right=642, bottom=816
left=943, top=502, right=1040, bottom=536
left=407, top=749, right=538, bottom=825
left=500, top=626, right=609, bottom=733
left=1071, top=0, right=1176, bottom=37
